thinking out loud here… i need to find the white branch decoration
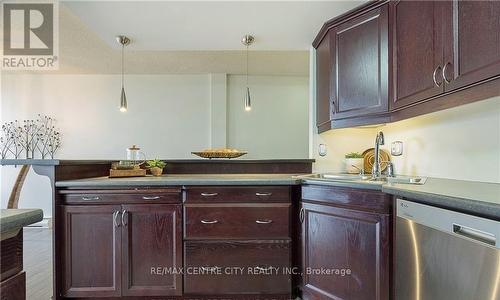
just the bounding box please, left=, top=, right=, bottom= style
left=1, top=115, right=61, bottom=160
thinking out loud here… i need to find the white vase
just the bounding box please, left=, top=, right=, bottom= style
left=345, top=158, right=364, bottom=174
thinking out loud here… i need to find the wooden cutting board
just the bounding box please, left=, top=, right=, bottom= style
left=109, top=168, right=146, bottom=178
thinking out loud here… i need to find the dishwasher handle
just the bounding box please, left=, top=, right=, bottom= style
left=453, top=224, right=496, bottom=246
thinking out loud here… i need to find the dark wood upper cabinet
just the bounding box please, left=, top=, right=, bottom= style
left=314, top=0, right=500, bottom=131
left=121, top=204, right=182, bottom=297
left=316, top=31, right=333, bottom=132
left=391, top=0, right=445, bottom=109
left=443, top=0, right=500, bottom=91
left=61, top=205, right=122, bottom=298
left=331, top=5, right=389, bottom=120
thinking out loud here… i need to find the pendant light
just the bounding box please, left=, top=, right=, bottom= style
left=116, top=35, right=130, bottom=112
left=241, top=35, right=254, bottom=112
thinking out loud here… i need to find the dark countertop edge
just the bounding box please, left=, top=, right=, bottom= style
left=1, top=159, right=315, bottom=166
left=382, top=186, right=500, bottom=220
left=55, top=179, right=303, bottom=188
left=0, top=209, right=44, bottom=234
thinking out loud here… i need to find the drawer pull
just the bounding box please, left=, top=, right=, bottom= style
left=255, top=192, right=272, bottom=197
left=113, top=211, right=121, bottom=227
left=121, top=210, right=128, bottom=226
left=201, top=220, right=219, bottom=224
left=142, top=196, right=161, bottom=200
left=81, top=196, right=100, bottom=201
left=201, top=192, right=219, bottom=197
left=256, top=219, right=273, bottom=224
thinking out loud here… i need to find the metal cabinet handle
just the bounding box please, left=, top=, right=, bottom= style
left=433, top=65, right=442, bottom=87
left=201, top=192, right=218, bottom=197
left=82, top=196, right=100, bottom=201
left=299, top=208, right=305, bottom=223
left=442, top=62, right=451, bottom=84
left=121, top=210, right=128, bottom=226
left=255, top=192, right=272, bottom=197
left=142, top=196, right=161, bottom=200
left=256, top=219, right=273, bottom=224
left=201, top=220, right=219, bottom=224
left=113, top=211, right=121, bottom=227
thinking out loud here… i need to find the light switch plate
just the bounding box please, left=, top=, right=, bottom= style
left=391, top=141, right=403, bottom=156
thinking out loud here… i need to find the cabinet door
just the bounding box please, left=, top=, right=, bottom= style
left=392, top=0, right=444, bottom=109
left=121, top=204, right=182, bottom=296
left=443, top=1, right=500, bottom=91
left=301, top=202, right=390, bottom=300
left=331, top=5, right=389, bottom=119
left=61, top=205, right=122, bottom=298
left=316, top=30, right=333, bottom=132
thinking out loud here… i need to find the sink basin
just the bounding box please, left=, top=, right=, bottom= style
left=296, top=173, right=427, bottom=185
left=296, top=173, right=374, bottom=182
left=386, top=176, right=427, bottom=185
left=322, top=173, right=372, bottom=181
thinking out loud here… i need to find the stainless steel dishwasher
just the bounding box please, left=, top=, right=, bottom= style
left=396, top=199, right=500, bottom=300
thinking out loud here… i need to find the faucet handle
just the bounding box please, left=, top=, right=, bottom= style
left=351, top=165, right=365, bottom=176
left=381, top=161, right=395, bottom=177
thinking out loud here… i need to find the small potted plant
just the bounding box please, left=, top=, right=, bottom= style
left=146, top=159, right=166, bottom=176
left=345, top=152, right=364, bottom=174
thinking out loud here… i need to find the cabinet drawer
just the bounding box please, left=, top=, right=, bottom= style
left=302, top=184, right=392, bottom=214
left=184, top=186, right=291, bottom=203
left=184, top=204, right=290, bottom=239
left=60, top=188, right=181, bottom=204
left=184, top=240, right=291, bottom=295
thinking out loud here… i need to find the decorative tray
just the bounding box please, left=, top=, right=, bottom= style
left=191, top=149, right=247, bottom=159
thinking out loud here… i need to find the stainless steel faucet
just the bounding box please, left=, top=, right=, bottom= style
left=372, top=131, right=385, bottom=179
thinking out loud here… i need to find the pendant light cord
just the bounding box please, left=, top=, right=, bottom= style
left=121, top=43, right=125, bottom=88
left=246, top=44, right=249, bottom=87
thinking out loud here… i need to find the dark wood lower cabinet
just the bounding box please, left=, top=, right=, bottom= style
left=61, top=205, right=122, bottom=298
left=61, top=204, right=182, bottom=298
left=1, top=230, right=26, bottom=300
left=122, top=204, right=182, bottom=296
left=301, top=186, right=392, bottom=300
left=184, top=240, right=291, bottom=295
left=0, top=271, right=26, bottom=300
left=58, top=184, right=393, bottom=299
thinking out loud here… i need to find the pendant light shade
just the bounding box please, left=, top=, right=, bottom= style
left=116, top=35, right=130, bottom=112
left=244, top=87, right=251, bottom=111
left=120, top=87, right=127, bottom=112
left=242, top=35, right=254, bottom=112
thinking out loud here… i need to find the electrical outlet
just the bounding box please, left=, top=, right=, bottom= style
left=391, top=141, right=403, bottom=156
left=318, top=144, right=327, bottom=157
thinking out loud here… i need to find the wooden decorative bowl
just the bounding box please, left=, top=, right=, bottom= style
left=362, top=148, right=391, bottom=174
left=191, top=150, right=247, bottom=159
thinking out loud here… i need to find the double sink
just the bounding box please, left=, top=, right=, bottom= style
left=297, top=173, right=427, bottom=185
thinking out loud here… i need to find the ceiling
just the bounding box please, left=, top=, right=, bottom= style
left=63, top=1, right=364, bottom=51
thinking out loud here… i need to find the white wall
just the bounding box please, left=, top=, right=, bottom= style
left=1, top=73, right=310, bottom=218
left=312, top=97, right=500, bottom=183
left=381, top=96, right=500, bottom=182
left=227, top=75, right=309, bottom=158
